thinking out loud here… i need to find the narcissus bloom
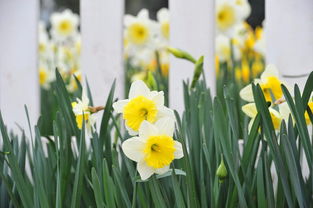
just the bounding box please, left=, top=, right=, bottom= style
left=216, top=0, right=240, bottom=36
left=72, top=91, right=95, bottom=131
left=240, top=64, right=287, bottom=103
left=50, top=9, right=79, bottom=42
left=122, top=118, right=183, bottom=180
left=155, top=8, right=170, bottom=49
left=38, top=64, right=54, bottom=90
left=124, top=9, right=156, bottom=49
left=242, top=103, right=283, bottom=131
left=215, top=34, right=231, bottom=62
left=113, top=80, right=174, bottom=135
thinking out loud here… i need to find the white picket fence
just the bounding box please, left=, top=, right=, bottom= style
left=0, top=0, right=313, bottom=131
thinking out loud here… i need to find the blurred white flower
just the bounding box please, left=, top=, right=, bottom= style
left=39, top=63, right=55, bottom=90
left=235, top=0, right=251, bottom=19
left=216, top=0, right=241, bottom=36
left=215, top=34, right=231, bottom=62
left=50, top=9, right=79, bottom=42
left=155, top=8, right=170, bottom=49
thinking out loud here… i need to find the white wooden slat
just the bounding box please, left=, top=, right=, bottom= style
left=265, top=0, right=313, bottom=89
left=169, top=0, right=215, bottom=113
left=80, top=0, right=125, bottom=107
left=0, top=0, right=39, bottom=130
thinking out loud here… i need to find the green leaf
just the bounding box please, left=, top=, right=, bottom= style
left=91, top=168, right=105, bottom=208
left=0, top=111, right=33, bottom=207
left=70, top=119, right=86, bottom=208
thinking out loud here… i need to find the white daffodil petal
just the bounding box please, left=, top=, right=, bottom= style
left=137, top=161, right=155, bottom=180
left=239, top=84, right=254, bottom=102
left=124, top=15, right=135, bottom=26
left=155, top=165, right=170, bottom=175
left=129, top=80, right=150, bottom=99
left=156, top=106, right=175, bottom=120
left=122, top=137, right=145, bottom=162
left=261, top=64, right=279, bottom=80
left=157, top=8, right=169, bottom=22
left=248, top=118, right=255, bottom=132
left=279, top=102, right=292, bottom=122
left=137, top=9, right=149, bottom=20
left=139, top=120, right=158, bottom=139
left=113, top=99, right=129, bottom=113
left=242, top=103, right=258, bottom=118
left=151, top=91, right=164, bottom=106
left=125, top=124, right=139, bottom=136
left=269, top=108, right=282, bottom=119
left=154, top=117, right=175, bottom=136
left=174, top=141, right=184, bottom=159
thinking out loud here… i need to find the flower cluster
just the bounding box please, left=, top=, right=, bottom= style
left=215, top=0, right=265, bottom=85
left=113, top=80, right=183, bottom=180
left=239, top=65, right=291, bottom=130
left=124, top=8, right=170, bottom=91
left=38, top=9, right=81, bottom=92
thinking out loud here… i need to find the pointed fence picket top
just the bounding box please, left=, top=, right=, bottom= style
left=169, top=0, right=215, bottom=113
left=265, top=0, right=313, bottom=89
left=80, top=0, right=125, bottom=106
left=0, top=0, right=39, bottom=131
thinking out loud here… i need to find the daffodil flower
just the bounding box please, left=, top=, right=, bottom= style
left=39, top=64, right=55, bottom=90
left=72, top=91, right=96, bottom=132
left=122, top=117, right=183, bottom=180
left=216, top=0, right=241, bottom=36
left=50, top=9, right=79, bottom=42
left=124, top=9, right=157, bottom=50
left=242, top=103, right=284, bottom=131
left=113, top=80, right=174, bottom=135
left=240, top=64, right=288, bottom=103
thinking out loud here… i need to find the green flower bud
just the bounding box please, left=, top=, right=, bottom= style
left=216, top=157, right=228, bottom=183
left=191, top=56, right=204, bottom=89
left=167, top=47, right=196, bottom=63
left=147, top=72, right=157, bottom=90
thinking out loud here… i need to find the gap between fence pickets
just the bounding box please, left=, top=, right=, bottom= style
left=169, top=0, right=215, bottom=114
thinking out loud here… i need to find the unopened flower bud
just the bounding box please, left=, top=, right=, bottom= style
left=167, top=47, right=196, bottom=63
left=191, top=56, right=204, bottom=89
left=216, top=157, right=227, bottom=183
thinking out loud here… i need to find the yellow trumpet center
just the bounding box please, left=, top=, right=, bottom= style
left=123, top=96, right=158, bottom=131
left=217, top=5, right=236, bottom=31
left=304, top=102, right=313, bottom=125
left=39, top=68, right=47, bottom=85
left=128, top=23, right=150, bottom=45
left=57, top=20, right=73, bottom=35
left=144, top=135, right=175, bottom=169
left=260, top=76, right=283, bottom=102
left=161, top=21, right=170, bottom=39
